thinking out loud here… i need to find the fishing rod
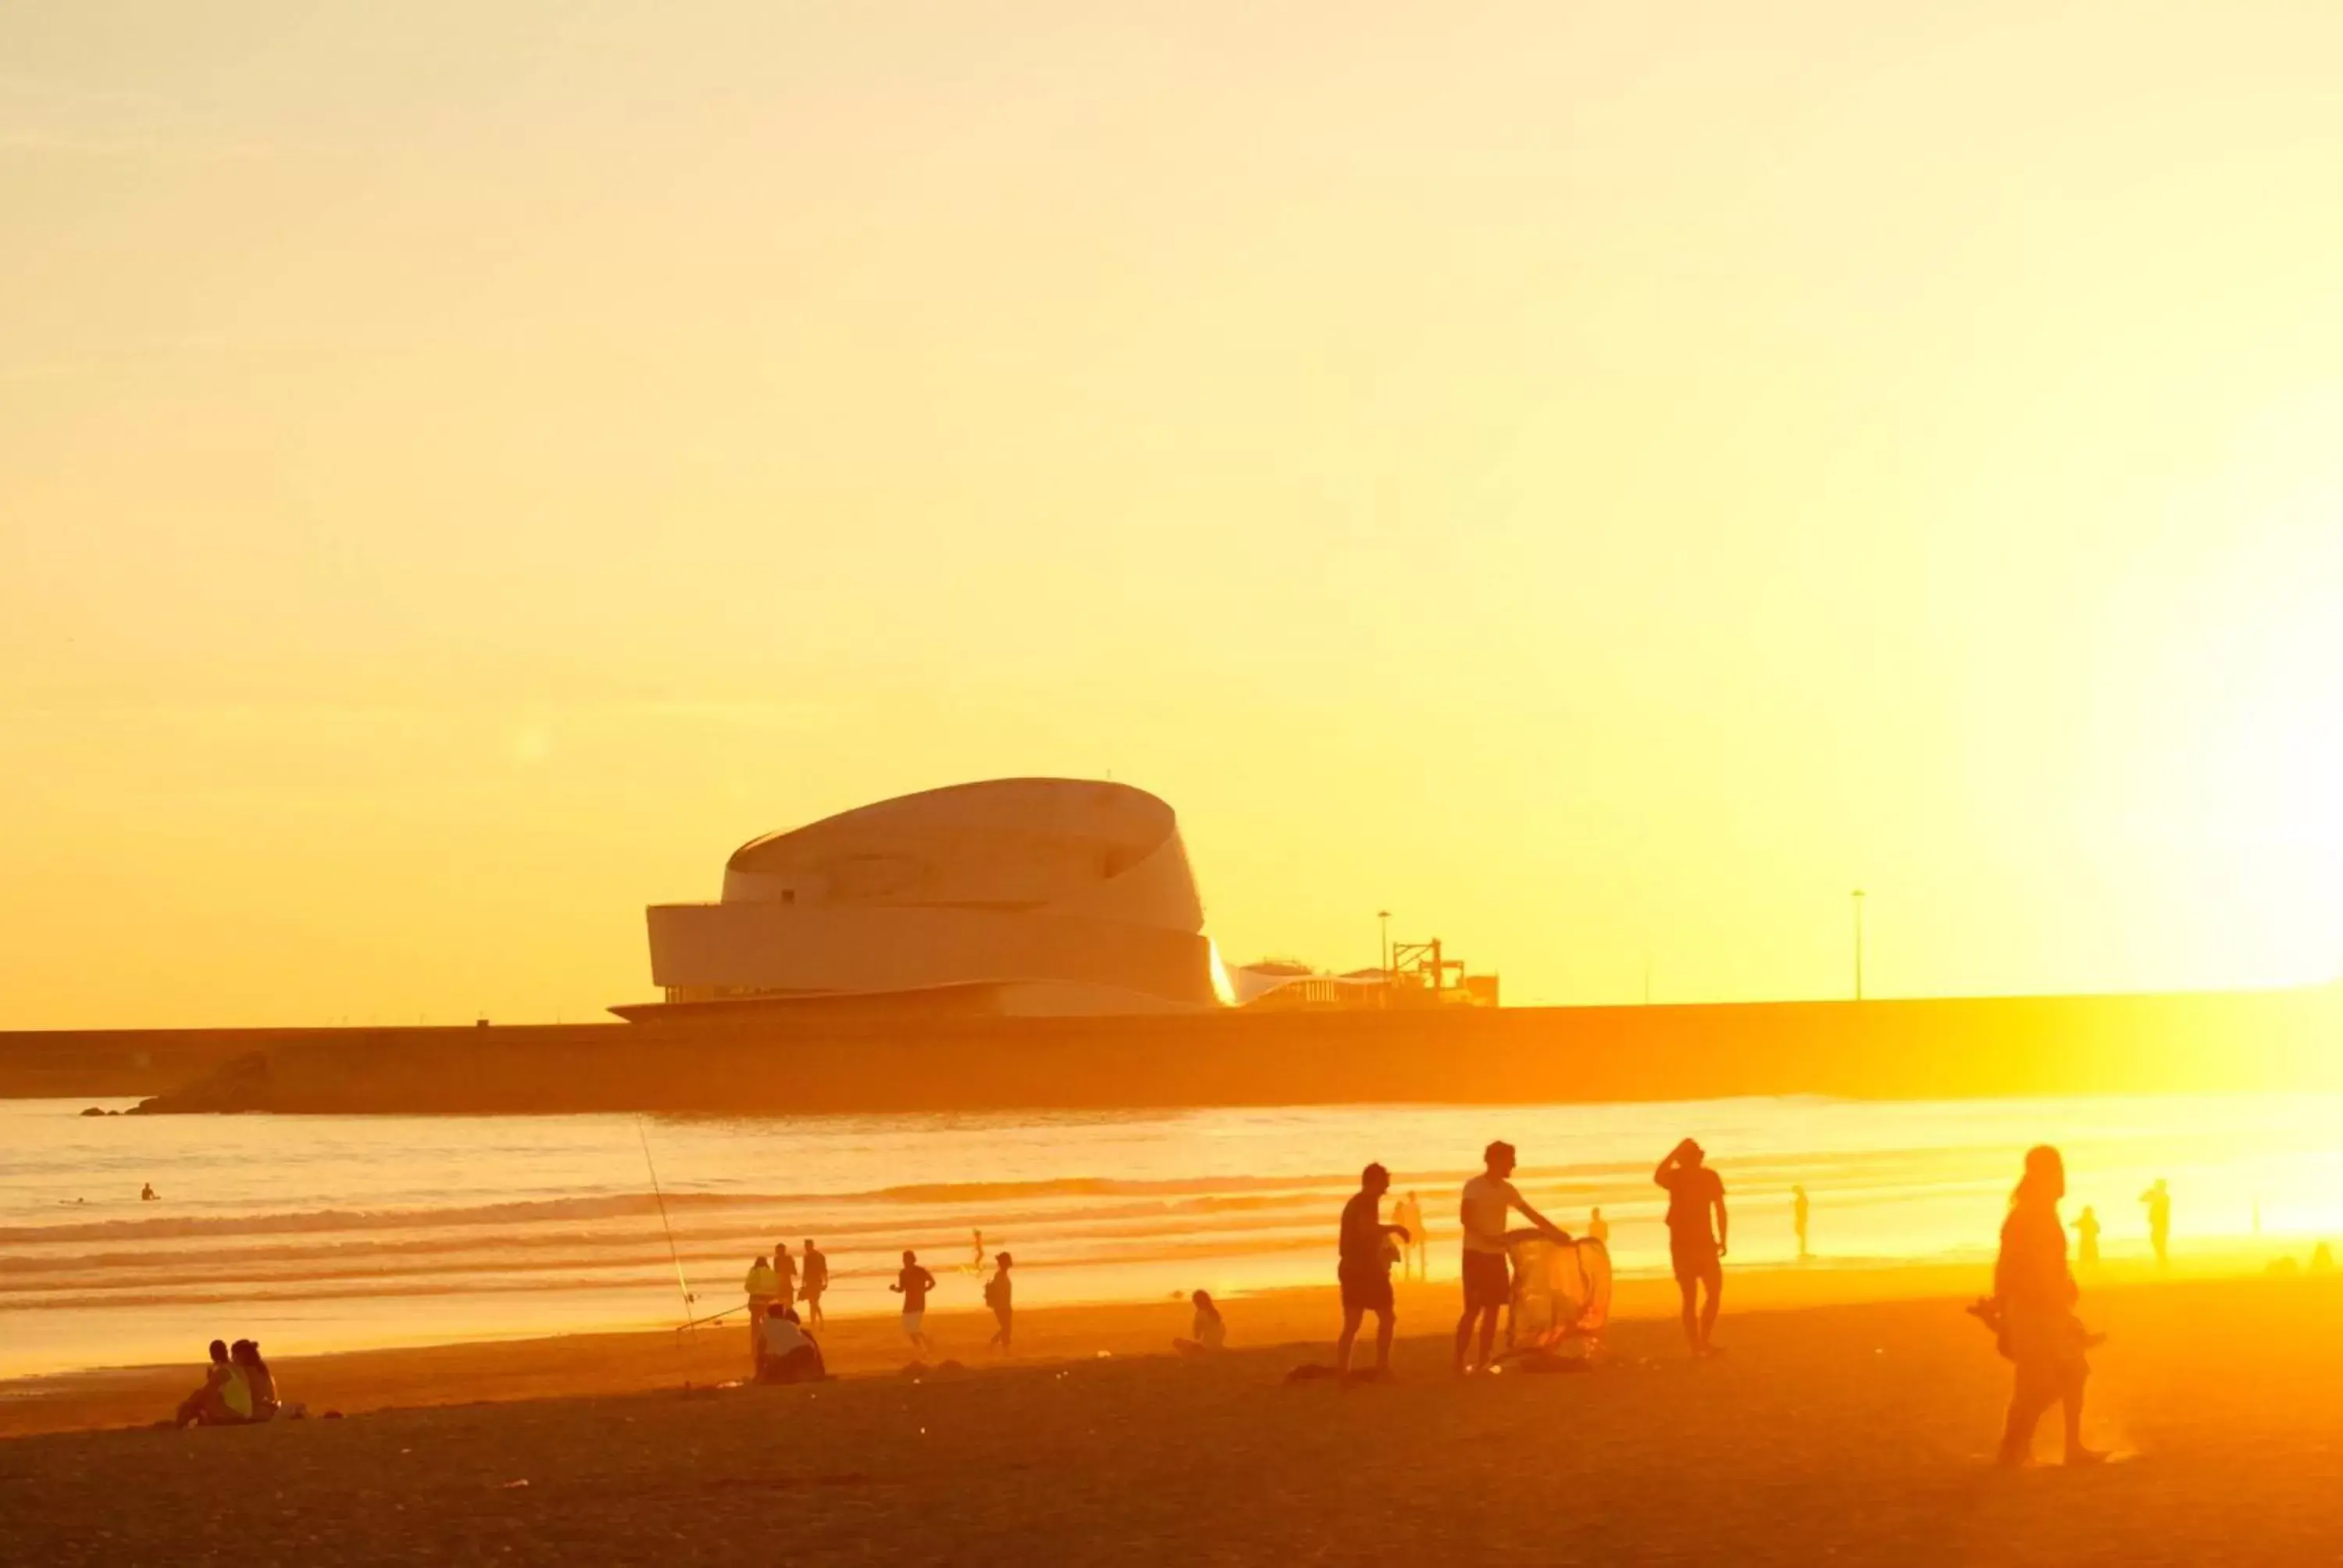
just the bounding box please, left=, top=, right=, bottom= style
left=637, top=1116, right=698, bottom=1340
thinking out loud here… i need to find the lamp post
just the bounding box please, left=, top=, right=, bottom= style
left=1852, top=889, right=1867, bottom=1002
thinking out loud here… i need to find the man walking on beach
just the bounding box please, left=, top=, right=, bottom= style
left=1454, top=1141, right=1569, bottom=1375
left=772, top=1242, right=797, bottom=1311
left=1336, top=1164, right=1411, bottom=1384
left=1656, top=1138, right=1728, bottom=1356
left=800, top=1239, right=828, bottom=1327
left=892, top=1249, right=937, bottom=1358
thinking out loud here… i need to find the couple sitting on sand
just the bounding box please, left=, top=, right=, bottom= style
left=173, top=1338, right=297, bottom=1427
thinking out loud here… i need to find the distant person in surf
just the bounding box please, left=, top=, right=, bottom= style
left=986, top=1252, right=1015, bottom=1352
left=1336, top=1163, right=1411, bottom=1384
left=1655, top=1139, right=1728, bottom=1356
left=2074, top=1205, right=2102, bottom=1268
left=892, top=1250, right=938, bottom=1357
left=141, top=1183, right=158, bottom=1202
left=173, top=1339, right=251, bottom=1427
left=971, top=1228, right=986, bottom=1274
left=1174, top=1290, right=1226, bottom=1355
left=800, top=1239, right=829, bottom=1327
left=2140, top=1178, right=2172, bottom=1267
left=1392, top=1190, right=1428, bottom=1280
left=1454, top=1141, right=1570, bottom=1376
left=758, top=1304, right=826, bottom=1384
left=1989, top=1144, right=2106, bottom=1466
left=1793, top=1185, right=1811, bottom=1260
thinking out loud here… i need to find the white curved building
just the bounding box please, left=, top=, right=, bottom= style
left=626, top=779, right=1229, bottom=1018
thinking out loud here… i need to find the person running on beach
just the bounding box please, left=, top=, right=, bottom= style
left=2074, top=1205, right=2101, bottom=1268
left=173, top=1339, right=252, bottom=1427
left=1655, top=1139, right=1728, bottom=1356
left=2140, top=1178, right=2171, bottom=1267
left=1793, top=1185, right=1811, bottom=1260
left=1991, top=1145, right=2106, bottom=1466
left=892, top=1250, right=937, bottom=1356
left=1336, top=1164, right=1411, bottom=1384
left=985, top=1252, right=1015, bottom=1352
left=799, top=1239, right=828, bottom=1327
left=1453, top=1141, right=1570, bottom=1375
left=1175, top=1290, right=1226, bottom=1355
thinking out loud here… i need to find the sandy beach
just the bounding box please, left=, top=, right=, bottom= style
left=8, top=1262, right=2340, bottom=1564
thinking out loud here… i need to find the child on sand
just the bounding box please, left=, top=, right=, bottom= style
left=1174, top=1291, right=1226, bottom=1354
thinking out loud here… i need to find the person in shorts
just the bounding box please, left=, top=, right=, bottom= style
left=890, top=1249, right=936, bottom=1357
left=1655, top=1137, right=1729, bottom=1356
left=1336, top=1163, right=1411, bottom=1384
left=799, top=1239, right=828, bottom=1327
left=1453, top=1140, right=1570, bottom=1375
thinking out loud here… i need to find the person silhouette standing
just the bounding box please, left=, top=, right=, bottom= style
left=1655, top=1139, right=1728, bottom=1356
left=2140, top=1179, right=2171, bottom=1267
left=1336, top=1164, right=1410, bottom=1384
left=799, top=1238, right=828, bottom=1327
left=2074, top=1205, right=2101, bottom=1268
left=985, top=1252, right=1015, bottom=1352
left=1587, top=1207, right=1610, bottom=1246
left=1393, top=1190, right=1428, bottom=1281
left=1995, top=1145, right=2105, bottom=1466
left=1792, top=1185, right=1811, bottom=1260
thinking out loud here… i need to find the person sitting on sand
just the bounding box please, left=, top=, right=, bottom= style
left=986, top=1252, right=1015, bottom=1352
left=1655, top=1138, right=1728, bottom=1357
left=758, top=1305, right=826, bottom=1384
left=230, top=1340, right=278, bottom=1420
left=800, top=1239, right=828, bottom=1327
left=892, top=1250, right=937, bottom=1357
left=1336, top=1163, right=1411, bottom=1384
left=1992, top=1145, right=2106, bottom=1466
left=175, top=1339, right=252, bottom=1427
left=1454, top=1141, right=1570, bottom=1376
left=1174, top=1290, right=1226, bottom=1355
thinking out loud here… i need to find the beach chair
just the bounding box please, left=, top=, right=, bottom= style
left=1498, top=1235, right=1613, bottom=1365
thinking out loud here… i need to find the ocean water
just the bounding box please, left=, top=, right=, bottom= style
left=3, top=1092, right=2339, bottom=1379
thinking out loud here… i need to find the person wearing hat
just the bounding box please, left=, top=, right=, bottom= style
left=1655, top=1137, right=1730, bottom=1356
left=1453, top=1140, right=1569, bottom=1375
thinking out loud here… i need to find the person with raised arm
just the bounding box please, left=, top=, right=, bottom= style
left=1335, top=1164, right=1411, bottom=1384
left=1655, top=1139, right=1728, bottom=1356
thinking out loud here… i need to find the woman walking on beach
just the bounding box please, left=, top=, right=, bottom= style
left=1994, top=1145, right=2105, bottom=1467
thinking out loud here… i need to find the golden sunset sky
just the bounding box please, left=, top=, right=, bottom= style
left=5, top=2, right=2342, bottom=1028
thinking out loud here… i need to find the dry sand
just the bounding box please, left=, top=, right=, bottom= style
left=5, top=1265, right=2341, bottom=1565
